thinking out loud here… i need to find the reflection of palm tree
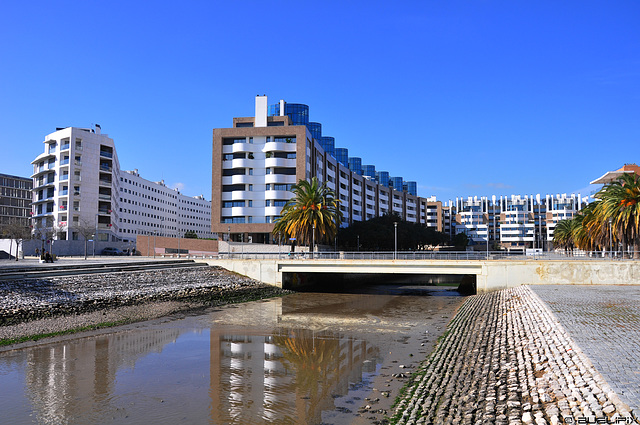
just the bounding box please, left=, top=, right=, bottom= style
left=273, top=177, right=342, bottom=246
left=273, top=329, right=339, bottom=422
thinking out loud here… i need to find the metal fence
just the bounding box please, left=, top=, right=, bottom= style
left=219, top=250, right=640, bottom=261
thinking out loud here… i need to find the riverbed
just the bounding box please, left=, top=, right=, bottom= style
left=0, top=286, right=465, bottom=425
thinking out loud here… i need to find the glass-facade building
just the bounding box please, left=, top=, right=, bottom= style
left=376, top=171, right=390, bottom=188
left=389, top=177, right=403, bottom=191
left=348, top=157, right=363, bottom=176
left=268, top=103, right=309, bottom=126
left=362, top=165, right=376, bottom=181
left=404, top=181, right=417, bottom=196
left=335, top=148, right=349, bottom=167
left=307, top=122, right=322, bottom=141
left=320, top=136, right=335, bottom=157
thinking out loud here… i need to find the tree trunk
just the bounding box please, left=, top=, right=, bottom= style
left=14, top=240, right=19, bottom=261
left=635, top=239, right=640, bottom=260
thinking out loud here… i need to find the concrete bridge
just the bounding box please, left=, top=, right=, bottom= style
left=203, top=258, right=640, bottom=293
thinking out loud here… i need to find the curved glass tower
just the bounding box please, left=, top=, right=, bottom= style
left=389, top=177, right=403, bottom=191
left=307, top=122, right=322, bottom=140
left=404, top=181, right=417, bottom=196
left=348, top=157, right=363, bottom=176
left=363, top=165, right=376, bottom=181
left=335, top=148, right=349, bottom=167
left=320, top=136, right=335, bottom=157
left=376, top=171, right=390, bottom=187
left=268, top=103, right=309, bottom=126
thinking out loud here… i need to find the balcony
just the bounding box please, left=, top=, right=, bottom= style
left=100, top=151, right=113, bottom=158
left=60, top=158, right=70, bottom=165
left=98, top=194, right=111, bottom=200
left=263, top=141, right=296, bottom=153
left=58, top=205, right=67, bottom=211
left=61, top=143, right=70, bottom=151
left=60, top=175, right=69, bottom=181
left=265, top=157, right=296, bottom=168
left=100, top=165, right=112, bottom=172
left=99, top=179, right=112, bottom=186
left=265, top=174, right=296, bottom=185
left=74, top=160, right=82, bottom=166
left=98, top=209, right=112, bottom=215
left=59, top=190, right=69, bottom=196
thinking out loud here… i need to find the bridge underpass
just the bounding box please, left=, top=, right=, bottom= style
left=281, top=270, right=476, bottom=294
left=204, top=258, right=640, bottom=293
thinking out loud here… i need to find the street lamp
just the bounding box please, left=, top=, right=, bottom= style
left=608, top=217, right=613, bottom=259
left=357, top=235, right=360, bottom=252
left=311, top=223, right=315, bottom=259
left=228, top=226, right=231, bottom=259
left=394, top=222, right=398, bottom=260
left=94, top=213, right=98, bottom=257
left=153, top=230, right=157, bottom=259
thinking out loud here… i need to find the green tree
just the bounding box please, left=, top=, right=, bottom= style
left=452, top=232, right=469, bottom=250
left=183, top=230, right=198, bottom=239
left=273, top=177, right=342, bottom=247
left=594, top=173, right=640, bottom=258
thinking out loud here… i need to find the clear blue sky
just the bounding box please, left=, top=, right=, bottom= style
left=1, top=1, right=639, bottom=203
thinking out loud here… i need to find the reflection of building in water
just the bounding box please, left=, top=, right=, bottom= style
left=208, top=328, right=379, bottom=424
left=24, top=328, right=180, bottom=425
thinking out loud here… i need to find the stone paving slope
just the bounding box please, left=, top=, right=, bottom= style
left=392, top=286, right=637, bottom=425
left=531, top=285, right=640, bottom=415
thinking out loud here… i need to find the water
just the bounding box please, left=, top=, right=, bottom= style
left=0, top=287, right=464, bottom=424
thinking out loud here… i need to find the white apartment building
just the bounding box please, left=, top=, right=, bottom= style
left=211, top=96, right=444, bottom=244
left=31, top=126, right=212, bottom=251
left=452, top=193, right=588, bottom=250
left=118, top=169, right=213, bottom=241
left=31, top=126, right=121, bottom=242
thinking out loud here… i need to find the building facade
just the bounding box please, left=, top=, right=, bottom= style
left=211, top=96, right=443, bottom=244
left=451, top=193, right=588, bottom=250
left=0, top=173, right=33, bottom=230
left=30, top=126, right=212, bottom=250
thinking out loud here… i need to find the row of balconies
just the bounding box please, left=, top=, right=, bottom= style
left=222, top=157, right=297, bottom=169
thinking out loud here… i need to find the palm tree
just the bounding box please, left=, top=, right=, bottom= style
left=273, top=177, right=342, bottom=248
left=595, top=173, right=640, bottom=258
left=552, top=218, right=574, bottom=253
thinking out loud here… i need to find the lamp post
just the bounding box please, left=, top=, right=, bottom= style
left=311, top=223, right=315, bottom=259
left=153, top=230, right=157, bottom=259
left=357, top=235, right=360, bottom=252
left=608, top=217, right=613, bottom=259
left=147, top=231, right=150, bottom=257
left=486, top=224, right=489, bottom=259
left=228, top=226, right=231, bottom=259
left=177, top=231, right=181, bottom=258
left=394, top=222, right=398, bottom=260
left=94, top=213, right=98, bottom=257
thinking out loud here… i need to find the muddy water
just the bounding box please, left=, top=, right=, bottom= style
left=0, top=287, right=465, bottom=425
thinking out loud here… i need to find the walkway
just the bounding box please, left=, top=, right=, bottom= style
left=392, top=286, right=637, bottom=424
left=531, top=285, right=640, bottom=415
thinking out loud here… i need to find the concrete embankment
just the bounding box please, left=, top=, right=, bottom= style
left=0, top=266, right=291, bottom=343
left=392, top=286, right=637, bottom=424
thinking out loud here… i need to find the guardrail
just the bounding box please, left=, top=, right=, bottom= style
left=216, top=250, right=639, bottom=261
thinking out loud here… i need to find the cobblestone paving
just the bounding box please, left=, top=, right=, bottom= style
left=392, top=286, right=637, bottom=424
left=531, top=285, right=640, bottom=416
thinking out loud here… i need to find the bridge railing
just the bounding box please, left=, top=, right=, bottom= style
left=218, top=250, right=639, bottom=261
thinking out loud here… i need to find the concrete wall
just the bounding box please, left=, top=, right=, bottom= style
left=137, top=235, right=218, bottom=257
left=203, top=258, right=640, bottom=293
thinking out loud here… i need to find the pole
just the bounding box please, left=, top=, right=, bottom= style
left=357, top=235, right=360, bottom=252
left=153, top=231, right=156, bottom=258
left=147, top=232, right=150, bottom=257
left=228, top=226, right=231, bottom=259
left=312, top=223, right=315, bottom=259
left=241, top=233, right=244, bottom=258
left=178, top=231, right=181, bottom=258
left=609, top=218, right=612, bottom=259
left=94, top=214, right=98, bottom=257
left=394, top=222, right=398, bottom=260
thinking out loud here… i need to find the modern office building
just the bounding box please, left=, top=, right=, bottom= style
left=451, top=193, right=588, bottom=250
left=211, top=95, right=444, bottom=244
left=0, top=173, right=33, bottom=230
left=30, top=126, right=212, bottom=249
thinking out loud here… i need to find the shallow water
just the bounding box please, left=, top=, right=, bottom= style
left=0, top=286, right=464, bottom=424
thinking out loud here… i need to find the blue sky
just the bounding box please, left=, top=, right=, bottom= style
left=1, top=1, right=639, bottom=203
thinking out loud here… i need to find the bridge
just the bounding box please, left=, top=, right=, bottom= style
left=203, top=258, right=640, bottom=293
